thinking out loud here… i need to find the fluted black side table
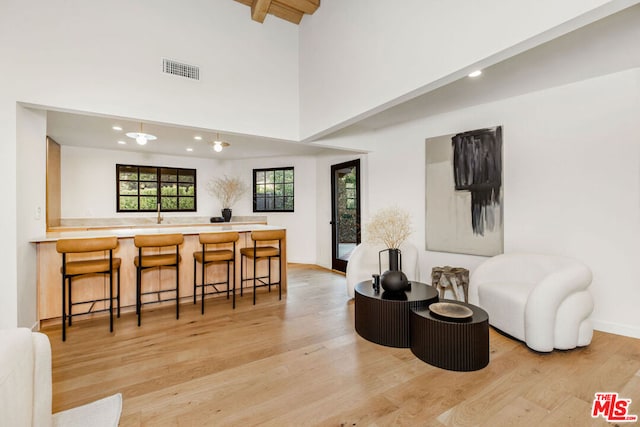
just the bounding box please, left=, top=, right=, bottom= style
left=354, top=281, right=438, bottom=348
left=410, top=300, right=489, bottom=371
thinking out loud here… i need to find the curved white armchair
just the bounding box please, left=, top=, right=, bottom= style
left=0, top=328, right=122, bottom=427
left=470, top=253, right=594, bottom=352
left=346, top=242, right=420, bottom=298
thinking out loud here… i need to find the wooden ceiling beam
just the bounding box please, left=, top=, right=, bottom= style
left=251, top=0, right=272, bottom=23
left=269, top=1, right=304, bottom=24
left=234, top=0, right=317, bottom=24
left=278, top=0, right=319, bottom=14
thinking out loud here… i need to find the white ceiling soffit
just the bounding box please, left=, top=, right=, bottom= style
left=45, top=110, right=362, bottom=160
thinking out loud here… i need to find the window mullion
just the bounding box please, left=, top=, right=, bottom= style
left=156, top=167, right=161, bottom=211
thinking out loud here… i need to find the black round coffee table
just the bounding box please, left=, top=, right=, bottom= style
left=354, top=281, right=438, bottom=348
left=410, top=299, right=489, bottom=371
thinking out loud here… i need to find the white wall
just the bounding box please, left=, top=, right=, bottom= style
left=1, top=101, right=19, bottom=328
left=299, top=0, right=637, bottom=139
left=1, top=0, right=299, bottom=140
left=16, top=107, right=47, bottom=329
left=61, top=148, right=318, bottom=264
left=61, top=146, right=223, bottom=219
left=316, top=69, right=640, bottom=338
left=226, top=156, right=318, bottom=264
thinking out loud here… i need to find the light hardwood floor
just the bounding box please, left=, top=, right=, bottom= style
left=42, top=264, right=640, bottom=426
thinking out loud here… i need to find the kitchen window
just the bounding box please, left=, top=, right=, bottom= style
left=117, top=164, right=196, bottom=212
left=253, top=167, right=294, bottom=212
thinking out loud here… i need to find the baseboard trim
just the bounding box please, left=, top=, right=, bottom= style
left=288, top=263, right=343, bottom=274
left=593, top=319, right=640, bottom=339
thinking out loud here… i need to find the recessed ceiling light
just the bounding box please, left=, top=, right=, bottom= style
left=194, top=136, right=202, bottom=140
left=112, top=125, right=122, bottom=131
left=468, top=70, right=482, bottom=78
left=117, top=140, right=126, bottom=145
left=186, top=148, right=193, bottom=152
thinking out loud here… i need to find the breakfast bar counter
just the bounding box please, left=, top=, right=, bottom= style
left=32, top=223, right=287, bottom=321
left=35, top=222, right=278, bottom=241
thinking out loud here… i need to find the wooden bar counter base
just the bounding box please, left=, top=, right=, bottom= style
left=33, top=224, right=286, bottom=322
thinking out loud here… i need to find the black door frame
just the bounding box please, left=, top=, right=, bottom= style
left=331, top=159, right=361, bottom=272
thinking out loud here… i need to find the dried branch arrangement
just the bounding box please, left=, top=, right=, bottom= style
left=365, top=207, right=412, bottom=249
left=207, top=175, right=248, bottom=209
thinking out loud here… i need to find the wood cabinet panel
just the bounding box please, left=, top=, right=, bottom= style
left=46, top=137, right=61, bottom=228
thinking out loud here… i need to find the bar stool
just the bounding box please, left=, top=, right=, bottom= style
left=56, top=236, right=121, bottom=342
left=193, top=231, right=239, bottom=313
left=134, top=233, right=183, bottom=326
left=240, top=229, right=285, bottom=305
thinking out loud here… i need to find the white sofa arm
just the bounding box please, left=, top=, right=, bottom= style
left=1, top=329, right=122, bottom=427
left=0, top=328, right=35, bottom=427
left=33, top=332, right=53, bottom=427
left=525, top=262, right=592, bottom=351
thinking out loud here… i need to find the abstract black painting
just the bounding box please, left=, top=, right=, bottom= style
left=452, top=127, right=502, bottom=236
left=425, top=126, right=503, bottom=256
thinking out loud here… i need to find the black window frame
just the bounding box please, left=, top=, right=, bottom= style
left=345, top=179, right=357, bottom=210
left=116, top=164, right=197, bottom=212
left=253, top=167, right=294, bottom=213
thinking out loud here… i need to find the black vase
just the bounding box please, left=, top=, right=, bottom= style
left=379, top=248, right=409, bottom=293
left=380, top=270, right=409, bottom=292
left=221, top=208, right=232, bottom=222
left=387, top=248, right=400, bottom=271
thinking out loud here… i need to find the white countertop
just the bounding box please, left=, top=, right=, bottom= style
left=31, top=223, right=285, bottom=243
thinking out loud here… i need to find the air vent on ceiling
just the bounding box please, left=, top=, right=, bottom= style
left=162, top=58, right=199, bottom=80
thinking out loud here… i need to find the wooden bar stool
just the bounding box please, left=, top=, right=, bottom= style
left=193, top=231, right=239, bottom=313
left=240, top=229, right=285, bottom=305
left=56, top=236, right=121, bottom=342
left=134, top=233, right=183, bottom=326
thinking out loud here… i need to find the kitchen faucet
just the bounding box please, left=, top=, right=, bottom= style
left=157, top=203, right=163, bottom=224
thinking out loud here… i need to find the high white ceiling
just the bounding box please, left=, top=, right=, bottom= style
left=330, top=3, right=640, bottom=135
left=46, top=4, right=640, bottom=158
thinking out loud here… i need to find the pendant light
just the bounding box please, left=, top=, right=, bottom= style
left=126, top=123, right=157, bottom=146
left=209, top=133, right=230, bottom=152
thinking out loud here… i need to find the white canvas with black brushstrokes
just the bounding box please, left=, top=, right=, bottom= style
left=425, top=126, right=503, bottom=256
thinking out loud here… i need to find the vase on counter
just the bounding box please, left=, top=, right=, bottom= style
left=221, top=208, right=232, bottom=222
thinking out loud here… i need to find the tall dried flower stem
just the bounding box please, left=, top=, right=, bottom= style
left=207, top=175, right=248, bottom=209
left=365, top=207, right=412, bottom=249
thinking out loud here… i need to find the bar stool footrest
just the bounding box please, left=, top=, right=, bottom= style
left=139, top=289, right=178, bottom=306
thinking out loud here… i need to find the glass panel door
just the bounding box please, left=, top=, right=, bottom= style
left=331, top=159, right=361, bottom=272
